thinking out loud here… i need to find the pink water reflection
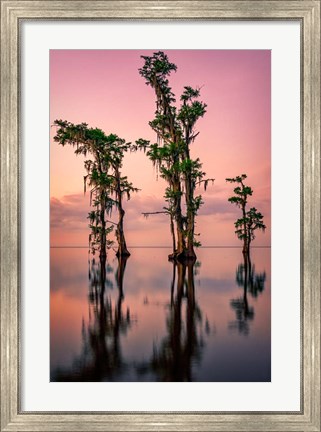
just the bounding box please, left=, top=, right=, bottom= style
left=50, top=247, right=270, bottom=381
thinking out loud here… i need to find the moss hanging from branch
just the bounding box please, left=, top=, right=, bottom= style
left=138, top=51, right=215, bottom=261
left=53, top=119, right=139, bottom=258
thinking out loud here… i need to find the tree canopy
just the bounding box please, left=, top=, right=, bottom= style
left=53, top=119, right=138, bottom=258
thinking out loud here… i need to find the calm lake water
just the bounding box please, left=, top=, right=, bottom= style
left=50, top=247, right=271, bottom=382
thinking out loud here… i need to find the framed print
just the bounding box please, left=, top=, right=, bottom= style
left=1, top=1, right=320, bottom=431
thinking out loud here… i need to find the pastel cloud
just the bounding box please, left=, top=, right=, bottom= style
left=50, top=187, right=270, bottom=247
left=50, top=195, right=89, bottom=230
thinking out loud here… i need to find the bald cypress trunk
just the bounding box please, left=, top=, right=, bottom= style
left=172, top=176, right=186, bottom=259
left=99, top=197, right=107, bottom=260
left=182, top=135, right=196, bottom=261
left=170, top=215, right=176, bottom=257
left=116, top=255, right=128, bottom=299
left=114, top=166, right=130, bottom=257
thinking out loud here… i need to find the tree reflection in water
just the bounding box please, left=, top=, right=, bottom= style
left=52, top=255, right=132, bottom=381
left=229, top=255, right=266, bottom=335
left=145, top=262, right=206, bottom=382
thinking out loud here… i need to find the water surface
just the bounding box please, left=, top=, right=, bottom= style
left=50, top=247, right=270, bottom=382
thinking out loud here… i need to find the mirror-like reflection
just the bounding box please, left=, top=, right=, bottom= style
left=139, top=262, right=204, bottom=382
left=52, top=255, right=133, bottom=381
left=51, top=247, right=271, bottom=382
left=229, top=255, right=266, bottom=335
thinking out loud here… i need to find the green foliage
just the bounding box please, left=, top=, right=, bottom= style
left=177, top=100, right=207, bottom=127
left=245, top=207, right=266, bottom=240
left=236, top=263, right=266, bottom=298
left=139, top=51, right=177, bottom=82
left=132, top=138, right=150, bottom=153
left=226, top=174, right=266, bottom=249
left=226, top=174, right=253, bottom=209
left=226, top=174, right=247, bottom=183
left=180, top=86, right=200, bottom=101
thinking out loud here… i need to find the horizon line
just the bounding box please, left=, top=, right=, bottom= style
left=50, top=245, right=271, bottom=249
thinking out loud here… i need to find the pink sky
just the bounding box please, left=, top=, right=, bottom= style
left=50, top=50, right=271, bottom=247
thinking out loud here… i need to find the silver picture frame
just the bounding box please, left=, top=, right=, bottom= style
left=1, top=1, right=320, bottom=430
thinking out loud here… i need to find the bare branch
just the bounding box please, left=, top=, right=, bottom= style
left=195, top=178, right=215, bottom=191
left=190, top=131, right=200, bottom=142
left=106, top=220, right=118, bottom=226
left=142, top=211, right=169, bottom=219
left=195, top=178, right=215, bottom=186
left=142, top=211, right=168, bottom=215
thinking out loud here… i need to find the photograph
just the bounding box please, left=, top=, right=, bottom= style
left=50, top=49, right=271, bottom=382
